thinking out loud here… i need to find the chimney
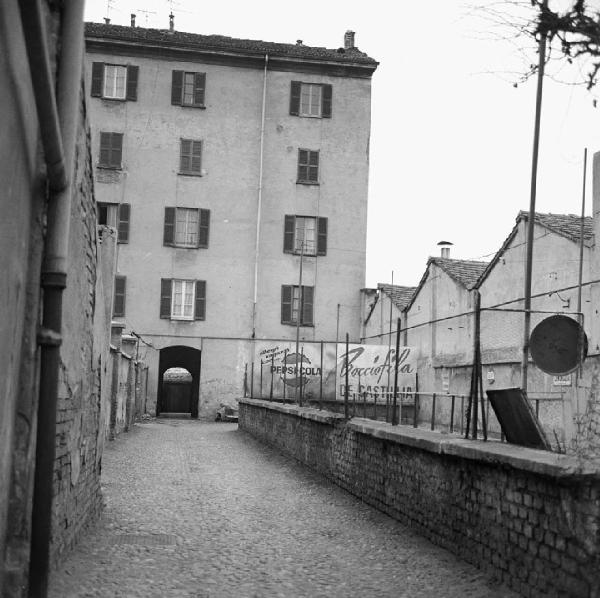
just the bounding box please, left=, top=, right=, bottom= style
left=104, top=17, right=110, bottom=25
left=344, top=30, right=355, bottom=49
left=130, top=13, right=136, bottom=27
left=296, top=39, right=303, bottom=45
left=438, top=241, right=453, bottom=259
left=169, top=12, right=174, bottom=32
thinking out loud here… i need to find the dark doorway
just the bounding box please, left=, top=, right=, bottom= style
left=157, top=346, right=201, bottom=418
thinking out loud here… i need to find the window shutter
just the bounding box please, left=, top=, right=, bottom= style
left=194, top=280, right=206, bottom=320
left=317, top=217, right=327, bottom=256
left=171, top=70, right=183, bottom=105
left=118, top=203, right=130, bottom=243
left=321, top=84, right=332, bottom=118
left=283, top=215, right=295, bottom=253
left=91, top=62, right=104, bottom=97
left=126, top=65, right=139, bottom=101
left=289, top=81, right=301, bottom=116
left=297, top=149, right=308, bottom=182
left=198, top=209, right=210, bottom=248
left=301, top=286, right=314, bottom=325
left=160, top=279, right=172, bottom=318
left=99, top=132, right=111, bottom=166
left=163, top=207, right=175, bottom=245
left=191, top=141, right=202, bottom=172
left=110, top=133, right=123, bottom=168
left=281, top=286, right=293, bottom=324
left=309, top=151, right=319, bottom=182
left=180, top=139, right=191, bottom=172
left=193, top=72, right=206, bottom=106
left=113, top=276, right=126, bottom=317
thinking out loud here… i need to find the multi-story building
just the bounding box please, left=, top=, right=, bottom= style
left=84, top=18, right=378, bottom=417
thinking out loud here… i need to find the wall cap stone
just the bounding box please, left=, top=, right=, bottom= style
left=239, top=398, right=346, bottom=425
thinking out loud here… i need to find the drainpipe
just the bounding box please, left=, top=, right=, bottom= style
left=252, top=53, right=268, bottom=338
left=25, top=1, right=85, bottom=596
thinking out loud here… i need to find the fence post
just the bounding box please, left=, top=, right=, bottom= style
left=450, top=395, right=455, bottom=433
left=299, top=346, right=305, bottom=406
left=243, top=363, right=248, bottom=398
left=431, top=393, right=436, bottom=431
left=259, top=360, right=263, bottom=399
left=392, top=317, right=401, bottom=426
left=319, top=341, right=324, bottom=409
left=270, top=353, right=274, bottom=400
left=344, top=333, right=349, bottom=419
left=250, top=361, right=255, bottom=400
left=283, top=348, right=287, bottom=401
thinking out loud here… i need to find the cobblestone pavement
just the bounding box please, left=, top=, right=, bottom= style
left=49, top=420, right=517, bottom=598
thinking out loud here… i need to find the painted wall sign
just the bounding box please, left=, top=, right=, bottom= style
left=552, top=374, right=572, bottom=387
left=336, top=344, right=417, bottom=402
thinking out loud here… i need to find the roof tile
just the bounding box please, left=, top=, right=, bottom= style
left=377, top=284, right=416, bottom=310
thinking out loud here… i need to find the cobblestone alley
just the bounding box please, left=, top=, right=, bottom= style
left=49, top=420, right=516, bottom=598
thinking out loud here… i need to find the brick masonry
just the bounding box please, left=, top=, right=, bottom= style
left=239, top=399, right=600, bottom=598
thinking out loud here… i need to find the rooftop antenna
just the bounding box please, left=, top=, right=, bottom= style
left=136, top=8, right=157, bottom=26
left=104, top=0, right=116, bottom=23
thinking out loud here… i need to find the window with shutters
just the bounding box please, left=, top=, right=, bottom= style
left=179, top=139, right=203, bottom=175
left=281, top=285, right=314, bottom=326
left=91, top=62, right=138, bottom=101
left=160, top=279, right=206, bottom=321
left=297, top=149, right=319, bottom=184
left=98, top=132, right=123, bottom=169
left=289, top=81, right=332, bottom=118
left=98, top=202, right=118, bottom=228
left=113, top=276, right=126, bottom=317
left=163, top=207, right=210, bottom=248
left=117, top=204, right=130, bottom=243
left=171, top=71, right=206, bottom=107
left=283, top=215, right=327, bottom=257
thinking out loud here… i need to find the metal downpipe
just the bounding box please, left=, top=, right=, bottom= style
left=28, top=1, right=85, bottom=596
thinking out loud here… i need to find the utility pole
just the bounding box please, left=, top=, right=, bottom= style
left=521, top=0, right=548, bottom=392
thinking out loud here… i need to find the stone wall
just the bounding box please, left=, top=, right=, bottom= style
left=240, top=399, right=600, bottom=598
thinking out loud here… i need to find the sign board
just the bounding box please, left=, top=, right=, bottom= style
left=553, top=374, right=572, bottom=387
left=336, top=344, right=417, bottom=402
left=486, top=388, right=550, bottom=450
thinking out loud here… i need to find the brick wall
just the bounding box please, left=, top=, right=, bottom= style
left=240, top=399, right=600, bottom=598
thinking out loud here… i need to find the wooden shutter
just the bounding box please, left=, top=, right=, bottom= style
left=193, top=72, right=206, bottom=106
left=99, top=132, right=111, bottom=166
left=297, top=149, right=308, bottom=182
left=110, top=133, right=123, bottom=168
left=198, top=209, right=210, bottom=248
left=194, top=280, right=206, bottom=320
left=91, top=62, right=104, bottom=97
left=163, top=207, right=175, bottom=246
left=171, top=70, right=183, bottom=105
left=289, top=81, right=301, bottom=115
left=113, top=276, right=126, bottom=317
left=160, top=279, right=172, bottom=318
left=117, top=203, right=130, bottom=243
left=321, top=84, right=332, bottom=118
left=308, top=151, right=319, bottom=182
left=191, top=140, right=202, bottom=173
left=283, top=215, right=295, bottom=253
left=126, top=65, right=139, bottom=101
left=301, top=286, right=314, bottom=325
left=281, top=286, right=293, bottom=324
left=180, top=139, right=191, bottom=172
left=317, top=217, right=327, bottom=256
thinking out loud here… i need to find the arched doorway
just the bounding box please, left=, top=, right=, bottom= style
left=157, top=346, right=201, bottom=418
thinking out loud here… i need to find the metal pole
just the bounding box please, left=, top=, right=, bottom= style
left=294, top=241, right=304, bottom=402
left=319, top=341, right=324, bottom=407
left=270, top=353, right=274, bottom=400
left=522, top=0, right=548, bottom=392
left=344, top=333, right=349, bottom=419
left=386, top=272, right=394, bottom=421
left=577, top=148, right=588, bottom=382
left=392, top=317, right=401, bottom=425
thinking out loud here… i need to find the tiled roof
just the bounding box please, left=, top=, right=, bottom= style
left=85, top=22, right=378, bottom=67
left=377, top=284, right=416, bottom=310
left=520, top=211, right=594, bottom=246
left=430, top=257, right=489, bottom=290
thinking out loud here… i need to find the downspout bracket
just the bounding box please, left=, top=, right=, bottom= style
left=37, top=328, right=62, bottom=347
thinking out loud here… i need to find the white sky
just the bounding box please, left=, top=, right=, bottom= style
left=84, top=0, right=600, bottom=288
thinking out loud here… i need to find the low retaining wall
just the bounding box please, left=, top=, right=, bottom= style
left=239, top=399, right=600, bottom=598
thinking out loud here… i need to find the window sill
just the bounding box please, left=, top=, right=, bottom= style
left=296, top=114, right=323, bottom=119
left=170, top=316, right=195, bottom=322
left=165, top=244, right=208, bottom=249
left=180, top=104, right=207, bottom=109
left=97, top=165, right=122, bottom=171
left=285, top=251, right=318, bottom=258
left=296, top=181, right=319, bottom=186
left=178, top=171, right=203, bottom=177
left=99, top=96, right=127, bottom=102
left=281, top=322, right=314, bottom=328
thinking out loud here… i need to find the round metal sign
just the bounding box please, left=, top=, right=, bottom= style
left=530, top=315, right=588, bottom=375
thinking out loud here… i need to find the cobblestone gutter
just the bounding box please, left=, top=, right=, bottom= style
left=239, top=398, right=600, bottom=598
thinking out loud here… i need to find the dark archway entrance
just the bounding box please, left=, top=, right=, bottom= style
left=157, top=346, right=201, bottom=418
